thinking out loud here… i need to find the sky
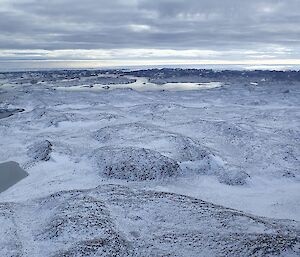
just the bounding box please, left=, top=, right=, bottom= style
left=0, top=0, right=300, bottom=70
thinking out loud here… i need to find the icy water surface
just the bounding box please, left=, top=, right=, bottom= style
left=55, top=76, right=222, bottom=91
left=0, top=161, right=28, bottom=193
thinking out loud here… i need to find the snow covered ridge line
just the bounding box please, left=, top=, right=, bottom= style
left=0, top=184, right=299, bottom=257
left=0, top=68, right=300, bottom=86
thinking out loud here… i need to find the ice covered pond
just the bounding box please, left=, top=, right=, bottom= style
left=0, top=161, right=28, bottom=193
left=55, top=76, right=223, bottom=91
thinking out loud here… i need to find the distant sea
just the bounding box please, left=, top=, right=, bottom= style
left=0, top=60, right=300, bottom=72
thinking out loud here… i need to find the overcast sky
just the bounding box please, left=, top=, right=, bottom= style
left=0, top=0, right=300, bottom=68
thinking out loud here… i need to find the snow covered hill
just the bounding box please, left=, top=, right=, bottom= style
left=1, top=184, right=299, bottom=256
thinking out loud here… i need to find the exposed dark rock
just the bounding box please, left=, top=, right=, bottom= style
left=0, top=108, right=24, bottom=119
left=93, top=146, right=181, bottom=181
left=27, top=140, right=53, bottom=162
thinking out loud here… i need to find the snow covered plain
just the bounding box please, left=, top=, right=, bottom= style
left=0, top=68, right=299, bottom=256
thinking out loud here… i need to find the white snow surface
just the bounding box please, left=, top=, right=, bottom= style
left=0, top=70, right=299, bottom=256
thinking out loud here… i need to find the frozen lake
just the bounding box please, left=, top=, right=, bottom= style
left=55, top=76, right=223, bottom=91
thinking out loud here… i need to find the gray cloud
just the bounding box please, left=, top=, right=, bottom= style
left=0, top=0, right=299, bottom=62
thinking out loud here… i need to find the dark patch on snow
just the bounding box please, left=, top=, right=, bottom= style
left=216, top=168, right=250, bottom=185
left=0, top=108, right=24, bottom=119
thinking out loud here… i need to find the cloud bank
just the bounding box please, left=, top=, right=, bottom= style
left=0, top=0, right=299, bottom=66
